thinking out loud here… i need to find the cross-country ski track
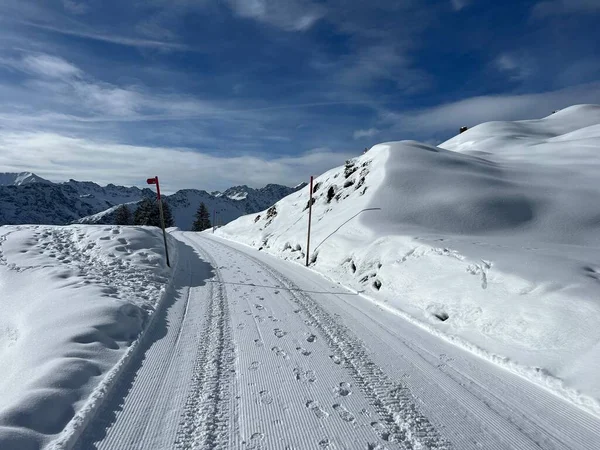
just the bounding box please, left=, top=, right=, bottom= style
left=73, top=231, right=600, bottom=450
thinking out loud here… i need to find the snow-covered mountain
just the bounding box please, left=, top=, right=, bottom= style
left=0, top=179, right=154, bottom=226
left=0, top=172, right=50, bottom=186
left=77, top=184, right=305, bottom=230
left=0, top=173, right=303, bottom=229
left=215, top=104, right=600, bottom=414
left=221, top=183, right=308, bottom=213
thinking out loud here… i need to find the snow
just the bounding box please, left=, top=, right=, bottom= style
left=227, top=191, right=248, bottom=200
left=73, top=232, right=600, bottom=449
left=0, top=225, right=176, bottom=449
left=215, top=104, right=600, bottom=416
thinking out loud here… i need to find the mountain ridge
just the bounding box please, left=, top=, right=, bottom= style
left=0, top=174, right=304, bottom=229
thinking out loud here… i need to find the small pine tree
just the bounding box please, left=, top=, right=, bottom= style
left=192, top=202, right=212, bottom=231
left=114, top=204, right=131, bottom=225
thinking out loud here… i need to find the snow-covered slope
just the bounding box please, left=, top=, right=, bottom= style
left=0, top=172, right=50, bottom=186
left=0, top=225, right=176, bottom=449
left=215, top=104, right=600, bottom=415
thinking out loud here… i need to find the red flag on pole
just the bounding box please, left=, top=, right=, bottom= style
left=146, top=177, right=157, bottom=184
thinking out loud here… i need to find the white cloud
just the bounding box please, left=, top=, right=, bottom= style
left=0, top=132, right=353, bottom=192
left=19, top=20, right=190, bottom=51
left=381, top=82, right=600, bottom=134
left=21, top=54, right=82, bottom=79
left=532, top=0, right=600, bottom=17
left=225, top=0, right=325, bottom=31
left=493, top=53, right=533, bottom=81
left=450, top=0, right=470, bottom=11
left=353, top=128, right=379, bottom=139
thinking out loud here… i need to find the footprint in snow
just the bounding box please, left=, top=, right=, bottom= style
left=249, top=361, right=261, bottom=371
left=306, top=400, right=329, bottom=419
left=246, top=432, right=265, bottom=450
left=259, top=390, right=273, bottom=405
left=294, top=367, right=316, bottom=383
left=329, top=355, right=342, bottom=365
left=274, top=329, right=287, bottom=338
left=334, top=382, right=352, bottom=397
left=271, top=346, right=289, bottom=359
left=255, top=304, right=265, bottom=310
left=370, top=422, right=391, bottom=442
left=307, top=334, right=317, bottom=343
left=318, top=438, right=332, bottom=448
left=333, top=404, right=355, bottom=423
left=296, top=346, right=311, bottom=356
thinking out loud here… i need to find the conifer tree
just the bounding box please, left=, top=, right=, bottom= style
left=192, top=202, right=212, bottom=231
left=133, top=198, right=175, bottom=228
left=114, top=204, right=132, bottom=225
left=133, top=198, right=154, bottom=226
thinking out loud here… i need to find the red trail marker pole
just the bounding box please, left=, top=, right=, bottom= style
left=306, top=176, right=313, bottom=267
left=146, top=176, right=170, bottom=268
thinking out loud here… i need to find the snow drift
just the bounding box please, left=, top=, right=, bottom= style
left=0, top=225, right=176, bottom=449
left=216, top=104, right=600, bottom=415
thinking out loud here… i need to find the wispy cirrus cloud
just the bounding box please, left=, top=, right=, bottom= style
left=450, top=0, right=470, bottom=11
left=353, top=128, right=379, bottom=140
left=225, top=0, right=325, bottom=31
left=21, top=54, right=82, bottom=79
left=493, top=53, right=534, bottom=82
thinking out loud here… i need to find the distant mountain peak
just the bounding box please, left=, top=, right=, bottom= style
left=0, top=172, right=50, bottom=186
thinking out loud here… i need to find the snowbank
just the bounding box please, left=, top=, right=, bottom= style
left=216, top=104, right=600, bottom=416
left=0, top=225, right=176, bottom=449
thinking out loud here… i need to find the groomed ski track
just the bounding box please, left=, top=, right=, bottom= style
left=74, top=231, right=600, bottom=450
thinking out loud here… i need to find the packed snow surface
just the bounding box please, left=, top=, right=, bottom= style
left=216, top=104, right=600, bottom=414
left=0, top=225, right=175, bottom=449
left=73, top=233, right=600, bottom=449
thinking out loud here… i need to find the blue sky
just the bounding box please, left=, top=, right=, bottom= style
left=0, top=0, right=599, bottom=191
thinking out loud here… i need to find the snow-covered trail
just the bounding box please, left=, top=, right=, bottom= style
left=74, top=232, right=600, bottom=450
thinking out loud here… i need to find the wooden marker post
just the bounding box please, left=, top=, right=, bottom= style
left=146, top=176, right=170, bottom=268
left=306, top=176, right=313, bottom=267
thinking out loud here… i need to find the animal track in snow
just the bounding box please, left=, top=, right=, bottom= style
left=296, top=346, right=311, bottom=356
left=248, top=361, right=261, bottom=371
left=307, top=334, right=317, bottom=343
